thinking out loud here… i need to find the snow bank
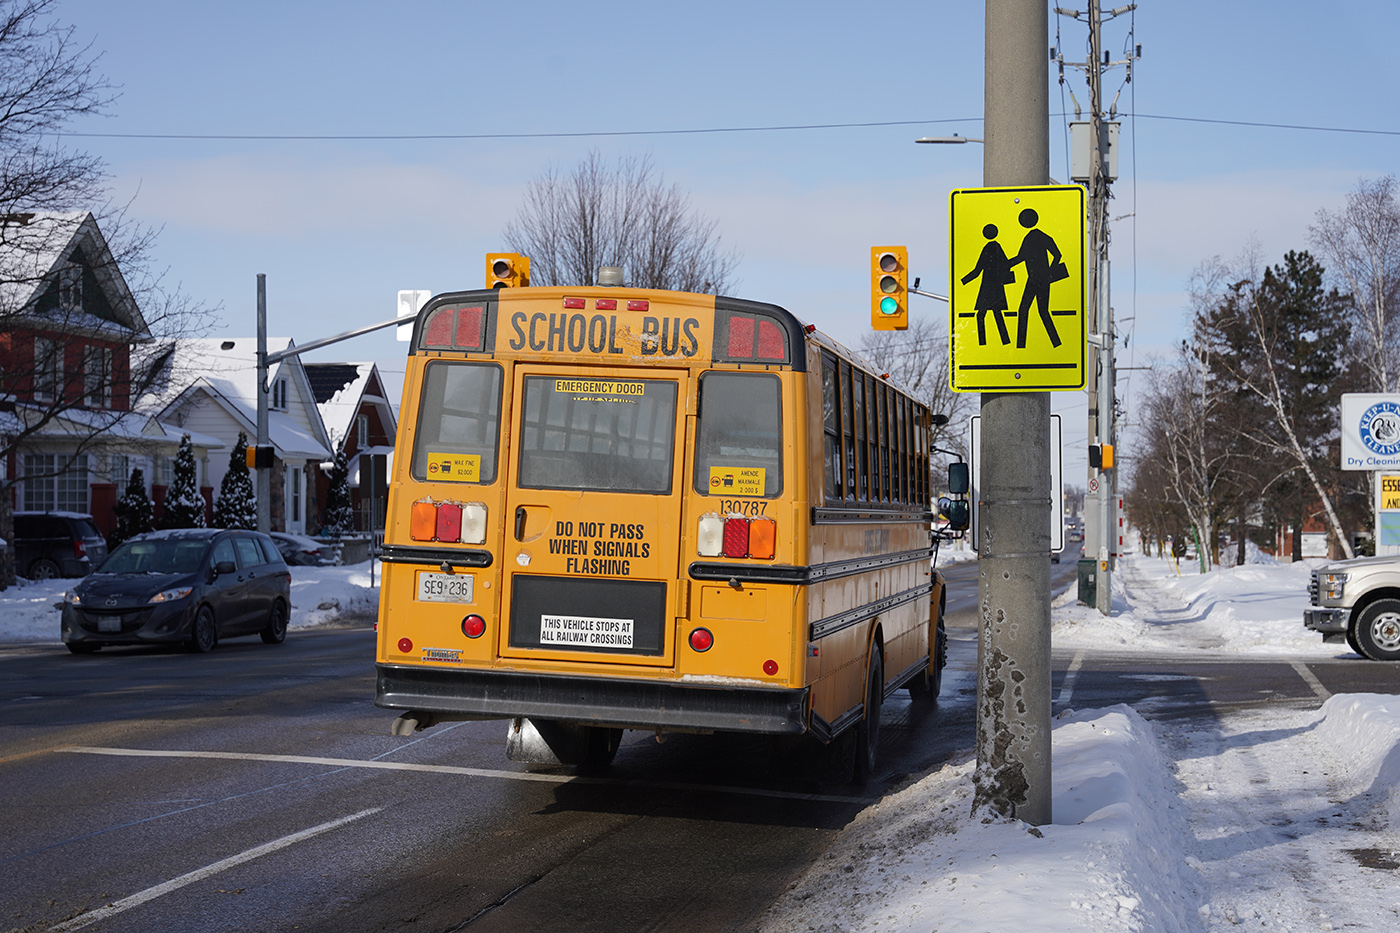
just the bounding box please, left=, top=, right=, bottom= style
left=761, top=705, right=1199, bottom=933
left=1314, top=693, right=1400, bottom=828
left=0, top=563, right=379, bottom=645
left=1051, top=553, right=1341, bottom=657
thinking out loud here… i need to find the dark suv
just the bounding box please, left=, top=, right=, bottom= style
left=13, top=512, right=109, bottom=579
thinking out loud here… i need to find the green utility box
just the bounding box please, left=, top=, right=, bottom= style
left=1077, top=558, right=1097, bottom=606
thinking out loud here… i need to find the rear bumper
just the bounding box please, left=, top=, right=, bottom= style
left=375, top=663, right=810, bottom=735
left=1303, top=606, right=1348, bottom=635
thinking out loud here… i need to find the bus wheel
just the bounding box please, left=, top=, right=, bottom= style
left=854, top=649, right=883, bottom=784
left=508, top=718, right=622, bottom=769
left=908, top=614, right=947, bottom=705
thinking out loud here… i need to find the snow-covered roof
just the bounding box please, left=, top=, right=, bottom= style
left=0, top=211, right=148, bottom=339
left=0, top=402, right=220, bottom=451
left=147, top=337, right=333, bottom=462
left=304, top=360, right=399, bottom=451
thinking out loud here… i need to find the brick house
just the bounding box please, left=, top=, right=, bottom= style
left=304, top=361, right=399, bottom=534
left=0, top=212, right=215, bottom=537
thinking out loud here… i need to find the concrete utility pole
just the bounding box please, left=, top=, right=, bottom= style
left=974, top=0, right=1053, bottom=825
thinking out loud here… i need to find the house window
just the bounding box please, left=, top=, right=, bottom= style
left=291, top=465, right=302, bottom=523
left=158, top=456, right=174, bottom=487
left=271, top=378, right=288, bottom=411
left=33, top=336, right=61, bottom=402
left=59, top=263, right=83, bottom=312
left=106, top=453, right=129, bottom=485
left=22, top=453, right=89, bottom=512
left=357, top=413, right=370, bottom=448
left=84, top=345, right=112, bottom=408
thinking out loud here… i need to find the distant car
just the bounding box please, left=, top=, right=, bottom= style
left=1068, top=531, right=1084, bottom=543
left=61, top=528, right=291, bottom=654
left=268, top=531, right=342, bottom=566
left=14, top=511, right=108, bottom=579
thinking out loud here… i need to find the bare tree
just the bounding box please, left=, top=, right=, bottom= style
left=505, top=151, right=739, bottom=292
left=1309, top=175, right=1400, bottom=393
left=859, top=316, right=973, bottom=457
left=0, top=1, right=213, bottom=584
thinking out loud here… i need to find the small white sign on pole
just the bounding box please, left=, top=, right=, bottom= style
left=397, top=290, right=432, bottom=342
left=967, top=414, right=1063, bottom=552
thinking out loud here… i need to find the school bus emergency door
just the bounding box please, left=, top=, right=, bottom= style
left=501, top=365, right=688, bottom=671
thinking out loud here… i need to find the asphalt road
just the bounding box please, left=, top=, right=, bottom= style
left=3, top=559, right=1396, bottom=933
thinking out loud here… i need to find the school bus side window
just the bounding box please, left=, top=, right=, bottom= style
left=693, top=372, right=782, bottom=497
left=411, top=361, right=503, bottom=483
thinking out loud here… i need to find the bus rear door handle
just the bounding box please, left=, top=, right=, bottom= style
left=515, top=506, right=527, bottom=541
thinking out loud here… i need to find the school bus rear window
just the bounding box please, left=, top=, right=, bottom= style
left=411, top=361, right=503, bottom=483
left=693, top=372, right=782, bottom=497
left=518, top=376, right=678, bottom=494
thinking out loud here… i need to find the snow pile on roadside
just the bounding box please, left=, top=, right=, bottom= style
left=762, top=705, right=1199, bottom=933
left=1050, top=552, right=1342, bottom=658
left=1314, top=693, right=1400, bottom=828
left=0, top=563, right=379, bottom=644
left=288, top=563, right=380, bottom=627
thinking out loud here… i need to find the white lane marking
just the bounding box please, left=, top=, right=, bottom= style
left=58, top=746, right=871, bottom=804
left=47, top=807, right=380, bottom=932
left=1289, top=660, right=1331, bottom=701
left=1055, top=648, right=1085, bottom=709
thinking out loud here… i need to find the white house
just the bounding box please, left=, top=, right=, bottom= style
left=147, top=338, right=333, bottom=534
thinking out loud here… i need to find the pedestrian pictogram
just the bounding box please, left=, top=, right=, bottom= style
left=948, top=185, right=1086, bottom=392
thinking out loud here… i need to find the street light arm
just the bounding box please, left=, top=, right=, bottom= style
left=265, top=313, right=409, bottom=365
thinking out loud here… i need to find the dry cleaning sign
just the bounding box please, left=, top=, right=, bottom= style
left=1342, top=394, right=1400, bottom=470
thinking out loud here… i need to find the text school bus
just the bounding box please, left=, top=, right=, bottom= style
left=376, top=270, right=959, bottom=777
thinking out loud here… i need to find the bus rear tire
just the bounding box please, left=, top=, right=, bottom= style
left=908, top=614, right=947, bottom=705
left=509, top=718, right=622, bottom=769
left=853, top=649, right=883, bottom=784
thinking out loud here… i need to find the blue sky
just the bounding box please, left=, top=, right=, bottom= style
left=55, top=0, right=1400, bottom=473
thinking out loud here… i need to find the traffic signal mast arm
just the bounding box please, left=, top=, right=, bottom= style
left=910, top=276, right=949, bottom=303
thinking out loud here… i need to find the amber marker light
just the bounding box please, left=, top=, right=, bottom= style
left=748, top=517, right=777, bottom=560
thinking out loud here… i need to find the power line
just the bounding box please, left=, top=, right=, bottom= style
left=43, top=112, right=1400, bottom=143
left=49, top=118, right=976, bottom=142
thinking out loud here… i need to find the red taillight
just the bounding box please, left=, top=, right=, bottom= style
left=436, top=502, right=463, bottom=543
left=397, top=637, right=413, bottom=653
left=627, top=300, right=649, bottom=311
left=462, top=615, right=486, bottom=639
left=689, top=628, right=713, bottom=652
left=595, top=298, right=617, bottom=310
left=73, top=539, right=87, bottom=558
left=722, top=517, right=749, bottom=558
left=564, top=297, right=586, bottom=309
left=763, top=659, right=779, bottom=676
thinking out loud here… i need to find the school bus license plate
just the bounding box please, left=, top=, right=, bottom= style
left=416, top=571, right=474, bottom=603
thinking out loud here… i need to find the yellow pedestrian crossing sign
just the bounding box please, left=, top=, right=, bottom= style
left=948, top=185, right=1086, bottom=392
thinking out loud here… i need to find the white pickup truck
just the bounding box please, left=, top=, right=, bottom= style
left=1304, top=555, right=1400, bottom=660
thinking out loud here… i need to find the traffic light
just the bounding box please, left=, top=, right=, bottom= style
left=1089, top=444, right=1114, bottom=470
left=486, top=253, right=530, bottom=289
left=870, top=246, right=908, bottom=331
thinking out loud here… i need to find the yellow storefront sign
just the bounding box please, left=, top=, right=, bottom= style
left=708, top=466, right=765, bottom=497
left=948, top=185, right=1086, bottom=392
left=425, top=452, right=481, bottom=482
left=1382, top=474, right=1400, bottom=510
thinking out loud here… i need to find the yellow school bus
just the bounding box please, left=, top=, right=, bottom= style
left=375, top=282, right=951, bottom=777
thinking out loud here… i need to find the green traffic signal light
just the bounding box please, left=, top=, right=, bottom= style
left=880, top=295, right=899, bottom=315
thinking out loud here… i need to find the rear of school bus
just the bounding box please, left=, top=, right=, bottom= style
left=374, top=284, right=937, bottom=766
